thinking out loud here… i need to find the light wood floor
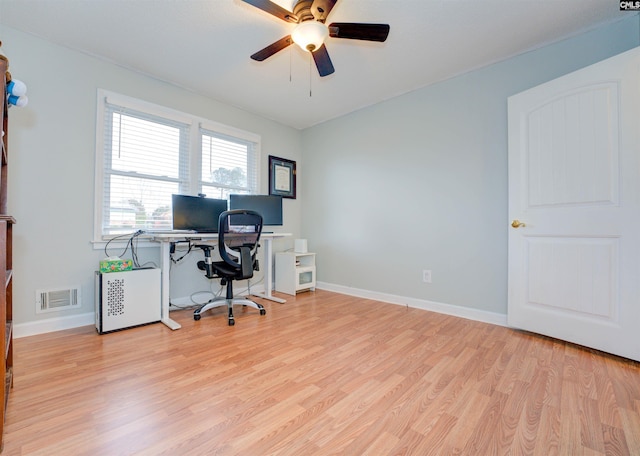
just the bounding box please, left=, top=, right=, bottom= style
left=3, top=289, right=640, bottom=455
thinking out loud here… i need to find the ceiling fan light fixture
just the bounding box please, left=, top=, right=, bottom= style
left=291, top=20, right=328, bottom=52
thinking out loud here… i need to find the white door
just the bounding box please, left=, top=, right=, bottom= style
left=507, top=46, right=640, bottom=362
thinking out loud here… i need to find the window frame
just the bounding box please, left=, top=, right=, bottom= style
left=94, top=89, right=261, bottom=243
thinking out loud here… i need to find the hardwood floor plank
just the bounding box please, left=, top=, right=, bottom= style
left=435, top=388, right=492, bottom=455
left=559, top=379, right=582, bottom=455
left=618, top=407, right=640, bottom=452
left=2, top=289, right=639, bottom=455
left=461, top=390, right=509, bottom=454
left=534, top=405, right=562, bottom=456
left=602, top=423, right=631, bottom=455
left=582, top=396, right=606, bottom=454
left=511, top=363, right=549, bottom=454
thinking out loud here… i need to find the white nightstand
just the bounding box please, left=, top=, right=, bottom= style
left=275, top=252, right=316, bottom=296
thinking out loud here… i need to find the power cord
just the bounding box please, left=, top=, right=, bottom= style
left=170, top=240, right=194, bottom=264
left=131, top=233, right=158, bottom=269
left=103, top=230, right=157, bottom=269
left=104, top=229, right=144, bottom=259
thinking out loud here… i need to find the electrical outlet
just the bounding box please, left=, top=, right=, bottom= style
left=422, top=269, right=432, bottom=283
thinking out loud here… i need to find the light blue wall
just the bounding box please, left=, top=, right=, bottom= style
left=3, top=15, right=639, bottom=330
left=300, top=15, right=640, bottom=315
left=2, top=27, right=303, bottom=328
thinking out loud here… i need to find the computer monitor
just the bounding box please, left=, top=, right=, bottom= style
left=171, top=194, right=227, bottom=233
left=229, top=194, right=283, bottom=226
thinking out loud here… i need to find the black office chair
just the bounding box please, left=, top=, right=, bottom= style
left=194, top=209, right=266, bottom=326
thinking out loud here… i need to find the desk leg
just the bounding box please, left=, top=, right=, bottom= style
left=160, top=241, right=182, bottom=330
left=252, top=237, right=286, bottom=304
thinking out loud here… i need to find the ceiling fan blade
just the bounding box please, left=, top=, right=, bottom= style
left=310, top=0, right=337, bottom=22
left=241, top=0, right=298, bottom=23
left=250, top=35, right=293, bottom=61
left=328, top=23, right=390, bottom=42
left=312, top=44, right=335, bottom=77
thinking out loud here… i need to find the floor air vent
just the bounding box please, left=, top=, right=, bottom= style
left=36, top=287, right=81, bottom=313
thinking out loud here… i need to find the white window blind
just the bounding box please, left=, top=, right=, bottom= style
left=200, top=128, right=258, bottom=200
left=101, top=101, right=190, bottom=234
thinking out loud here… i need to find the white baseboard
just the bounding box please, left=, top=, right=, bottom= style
left=14, top=312, right=96, bottom=338
left=315, top=281, right=508, bottom=327
left=14, top=283, right=507, bottom=338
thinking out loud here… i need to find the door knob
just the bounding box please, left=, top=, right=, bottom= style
left=511, top=220, right=526, bottom=228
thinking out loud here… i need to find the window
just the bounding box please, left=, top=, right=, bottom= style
left=95, top=90, right=260, bottom=240
left=200, top=128, right=258, bottom=200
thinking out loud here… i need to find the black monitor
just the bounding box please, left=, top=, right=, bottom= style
left=229, top=194, right=283, bottom=226
left=171, top=194, right=227, bottom=233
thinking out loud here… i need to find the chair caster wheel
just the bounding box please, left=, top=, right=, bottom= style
left=260, top=309, right=266, bottom=315
left=228, top=319, right=235, bottom=326
left=194, top=314, right=201, bottom=321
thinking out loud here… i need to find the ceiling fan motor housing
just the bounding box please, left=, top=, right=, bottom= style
left=293, top=0, right=321, bottom=23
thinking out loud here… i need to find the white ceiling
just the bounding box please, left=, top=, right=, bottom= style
left=0, top=0, right=630, bottom=129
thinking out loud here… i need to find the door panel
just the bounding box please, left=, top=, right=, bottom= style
left=508, top=46, right=640, bottom=361
left=527, top=83, right=618, bottom=207
left=526, top=237, right=617, bottom=319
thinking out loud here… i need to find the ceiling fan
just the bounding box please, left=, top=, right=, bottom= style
left=242, top=0, right=390, bottom=77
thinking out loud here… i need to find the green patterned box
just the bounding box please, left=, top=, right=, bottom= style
left=99, top=258, right=133, bottom=273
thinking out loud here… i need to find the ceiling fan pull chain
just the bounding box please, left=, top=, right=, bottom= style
left=309, top=53, right=313, bottom=97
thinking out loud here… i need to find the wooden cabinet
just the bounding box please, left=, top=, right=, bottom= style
left=275, top=252, right=316, bottom=296
left=0, top=54, right=15, bottom=449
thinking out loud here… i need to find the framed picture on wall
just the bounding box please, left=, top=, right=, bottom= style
left=268, top=155, right=296, bottom=199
